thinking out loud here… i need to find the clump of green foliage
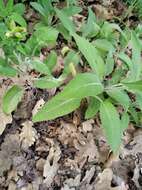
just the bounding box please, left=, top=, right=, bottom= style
left=1, top=0, right=142, bottom=153
left=124, top=0, right=142, bottom=18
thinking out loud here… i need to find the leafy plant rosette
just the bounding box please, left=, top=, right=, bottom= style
left=33, top=8, right=142, bottom=153
left=1, top=3, right=142, bottom=153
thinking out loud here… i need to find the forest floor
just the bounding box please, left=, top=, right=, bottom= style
left=0, top=0, right=142, bottom=190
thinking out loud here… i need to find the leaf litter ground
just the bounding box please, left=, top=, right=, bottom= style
left=0, top=0, right=142, bottom=190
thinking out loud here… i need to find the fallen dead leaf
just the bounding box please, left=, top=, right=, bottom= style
left=43, top=144, right=61, bottom=187
left=95, top=169, right=128, bottom=190
left=20, top=121, right=38, bottom=150
left=8, top=181, right=16, bottom=190
left=82, top=119, right=94, bottom=132
left=92, top=4, right=113, bottom=20
left=0, top=133, right=21, bottom=176
left=74, top=133, right=99, bottom=167
left=32, top=98, right=45, bottom=116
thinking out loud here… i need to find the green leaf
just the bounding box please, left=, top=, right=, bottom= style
left=122, top=80, right=142, bottom=93
left=85, top=97, right=100, bottom=119
left=82, top=8, right=100, bottom=38
left=33, top=73, right=103, bottom=122
left=118, top=52, right=133, bottom=69
left=31, top=60, right=51, bottom=75
left=33, top=96, right=81, bottom=122
left=0, top=65, right=17, bottom=77
left=44, top=51, right=57, bottom=71
left=105, top=51, right=114, bottom=76
left=58, top=73, right=104, bottom=99
left=63, top=50, right=80, bottom=74
left=129, top=106, right=139, bottom=124
left=121, top=112, right=129, bottom=130
left=5, top=0, right=14, bottom=13
left=55, top=8, right=76, bottom=34
left=94, top=39, right=114, bottom=52
left=106, top=88, right=130, bottom=110
left=131, top=31, right=142, bottom=80
left=0, top=1, right=4, bottom=10
left=30, top=2, right=46, bottom=17
left=73, top=33, right=105, bottom=79
left=25, top=26, right=58, bottom=55
left=2, top=85, right=24, bottom=115
left=34, top=75, right=64, bottom=89
left=13, top=3, right=25, bottom=15
left=100, top=100, right=122, bottom=152
left=62, top=6, right=82, bottom=16
left=10, top=13, right=27, bottom=27
left=34, top=26, right=59, bottom=45
left=135, top=92, right=142, bottom=111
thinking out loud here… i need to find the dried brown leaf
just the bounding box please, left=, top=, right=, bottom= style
left=0, top=134, right=21, bottom=176
left=43, top=144, right=61, bottom=187
left=32, top=99, right=45, bottom=116
left=20, top=121, right=38, bottom=149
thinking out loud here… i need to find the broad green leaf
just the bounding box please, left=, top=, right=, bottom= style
left=100, top=22, right=114, bottom=39
left=44, top=51, right=57, bottom=71
left=57, top=23, right=71, bottom=40
left=63, top=6, right=82, bottom=16
left=0, top=65, right=17, bottom=77
left=33, top=73, right=103, bottom=122
left=106, top=88, right=130, bottom=110
left=131, top=31, right=142, bottom=80
left=0, top=1, right=4, bottom=10
left=135, top=92, right=142, bottom=111
left=73, top=33, right=105, bottom=78
left=82, top=8, right=100, bottom=38
left=55, top=8, right=76, bottom=34
left=2, top=85, right=24, bottom=115
left=34, top=75, right=64, bottom=89
left=58, top=73, right=103, bottom=99
left=31, top=60, right=51, bottom=75
left=122, top=80, right=142, bottom=93
left=121, top=112, right=129, bottom=130
left=25, top=26, right=58, bottom=55
left=33, top=96, right=81, bottom=122
left=94, top=39, right=114, bottom=52
left=85, top=97, right=100, bottom=119
left=105, top=51, right=114, bottom=76
left=118, top=52, right=133, bottom=69
left=63, top=50, right=80, bottom=74
left=129, top=106, right=139, bottom=124
left=34, top=26, right=59, bottom=45
left=100, top=100, right=122, bottom=152
left=5, top=0, right=14, bottom=13
left=13, top=3, right=25, bottom=15
left=108, top=68, right=125, bottom=85
left=30, top=2, right=46, bottom=17
left=10, top=12, right=27, bottom=27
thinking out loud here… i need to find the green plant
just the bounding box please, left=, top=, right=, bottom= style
left=1, top=1, right=142, bottom=154
left=0, top=0, right=26, bottom=27
left=32, top=8, right=142, bottom=153
left=124, top=0, right=142, bottom=18
left=30, top=0, right=82, bottom=26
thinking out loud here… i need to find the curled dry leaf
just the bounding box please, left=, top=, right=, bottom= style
left=120, top=129, right=142, bottom=158
left=20, top=121, right=38, bottom=149
left=43, top=144, right=61, bottom=187
left=82, top=119, right=94, bottom=132
left=95, top=169, right=128, bottom=190
left=74, top=133, right=99, bottom=167
left=32, top=99, right=45, bottom=116
left=0, top=134, right=21, bottom=176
